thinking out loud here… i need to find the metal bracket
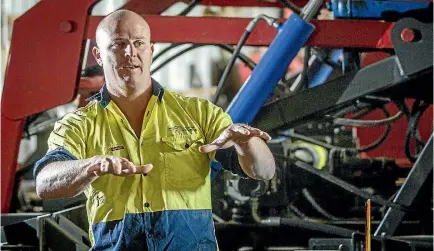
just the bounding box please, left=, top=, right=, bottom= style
left=391, top=18, right=433, bottom=76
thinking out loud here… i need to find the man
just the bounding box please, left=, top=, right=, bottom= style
left=34, top=10, right=276, bottom=250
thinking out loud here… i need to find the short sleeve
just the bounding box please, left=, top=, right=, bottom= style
left=33, top=148, right=78, bottom=179
left=192, top=98, right=233, bottom=161
left=46, top=111, right=87, bottom=160
left=33, top=111, right=87, bottom=179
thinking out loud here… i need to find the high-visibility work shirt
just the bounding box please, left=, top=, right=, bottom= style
left=34, top=79, right=235, bottom=250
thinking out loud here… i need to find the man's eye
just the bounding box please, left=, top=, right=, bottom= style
left=134, top=41, right=145, bottom=47
left=112, top=42, right=124, bottom=48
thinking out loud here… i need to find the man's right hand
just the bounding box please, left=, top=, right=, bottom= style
left=86, top=155, right=153, bottom=177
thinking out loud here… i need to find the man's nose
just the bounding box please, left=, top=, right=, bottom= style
left=124, top=43, right=137, bottom=58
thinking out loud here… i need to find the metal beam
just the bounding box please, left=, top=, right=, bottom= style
left=87, top=16, right=395, bottom=48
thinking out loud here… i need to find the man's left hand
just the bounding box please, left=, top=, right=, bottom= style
left=198, top=124, right=271, bottom=153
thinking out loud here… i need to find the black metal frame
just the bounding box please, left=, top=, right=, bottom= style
left=39, top=205, right=90, bottom=251
left=1, top=213, right=47, bottom=250
left=39, top=217, right=89, bottom=251
left=0, top=206, right=90, bottom=251
left=374, top=135, right=433, bottom=236
left=289, top=160, right=407, bottom=211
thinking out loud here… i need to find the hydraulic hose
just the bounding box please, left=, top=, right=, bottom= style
left=279, top=0, right=302, bottom=15
left=151, top=44, right=257, bottom=74
left=261, top=217, right=355, bottom=237
left=212, top=14, right=280, bottom=104
left=178, top=0, right=202, bottom=16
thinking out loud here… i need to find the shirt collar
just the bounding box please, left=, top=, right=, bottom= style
left=86, top=78, right=165, bottom=108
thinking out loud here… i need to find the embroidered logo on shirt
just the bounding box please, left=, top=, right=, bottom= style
left=95, top=194, right=105, bottom=207
left=169, top=126, right=197, bottom=134
left=110, top=145, right=125, bottom=151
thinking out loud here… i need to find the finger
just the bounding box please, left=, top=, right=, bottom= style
left=87, top=163, right=102, bottom=174
left=121, top=161, right=136, bottom=171
left=230, top=126, right=250, bottom=135
left=87, top=163, right=104, bottom=177
left=246, top=128, right=264, bottom=137
left=119, top=157, right=131, bottom=162
left=198, top=144, right=221, bottom=153
left=239, top=124, right=253, bottom=130
left=135, top=164, right=153, bottom=174
left=100, top=160, right=110, bottom=173
left=239, top=124, right=266, bottom=136
left=201, top=132, right=232, bottom=152
left=248, top=128, right=271, bottom=140
left=259, top=131, right=272, bottom=141
left=121, top=159, right=136, bottom=169
left=123, top=160, right=136, bottom=168
left=111, top=158, right=123, bottom=175
left=120, top=164, right=137, bottom=175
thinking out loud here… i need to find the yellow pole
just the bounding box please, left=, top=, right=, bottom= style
left=366, top=199, right=371, bottom=251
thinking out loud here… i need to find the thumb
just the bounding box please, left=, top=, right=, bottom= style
left=199, top=144, right=220, bottom=153
left=135, top=163, right=153, bottom=174
left=87, top=163, right=101, bottom=174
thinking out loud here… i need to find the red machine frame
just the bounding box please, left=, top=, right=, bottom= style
left=0, top=0, right=427, bottom=212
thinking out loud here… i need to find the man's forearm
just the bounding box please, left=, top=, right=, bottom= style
left=234, top=137, right=276, bottom=180
left=36, top=158, right=97, bottom=199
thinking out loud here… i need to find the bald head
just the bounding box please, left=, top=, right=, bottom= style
left=96, top=10, right=151, bottom=48
left=92, top=10, right=154, bottom=94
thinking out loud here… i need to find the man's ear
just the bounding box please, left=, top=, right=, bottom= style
left=92, top=47, right=103, bottom=66
left=149, top=43, right=154, bottom=63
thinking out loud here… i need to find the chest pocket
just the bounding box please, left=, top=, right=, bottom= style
left=161, top=134, right=209, bottom=188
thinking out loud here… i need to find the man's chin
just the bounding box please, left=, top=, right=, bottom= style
left=121, top=77, right=147, bottom=88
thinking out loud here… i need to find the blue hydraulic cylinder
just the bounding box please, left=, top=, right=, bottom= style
left=329, top=0, right=431, bottom=19
left=226, top=13, right=315, bottom=124
left=309, top=49, right=343, bottom=88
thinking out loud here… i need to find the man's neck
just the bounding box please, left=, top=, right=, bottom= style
left=107, top=79, right=153, bottom=137
left=108, top=79, right=152, bottom=113
left=112, top=90, right=151, bottom=115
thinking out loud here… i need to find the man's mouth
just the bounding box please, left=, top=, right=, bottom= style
left=120, top=65, right=139, bottom=69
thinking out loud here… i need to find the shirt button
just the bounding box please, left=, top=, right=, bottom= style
left=155, top=233, right=164, bottom=240
left=143, top=173, right=147, bottom=177
left=144, top=202, right=150, bottom=207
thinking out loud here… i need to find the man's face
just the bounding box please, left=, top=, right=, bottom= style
left=93, top=16, right=154, bottom=91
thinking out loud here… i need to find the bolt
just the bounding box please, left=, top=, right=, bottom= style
left=60, top=21, right=74, bottom=33
left=401, top=28, right=415, bottom=43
